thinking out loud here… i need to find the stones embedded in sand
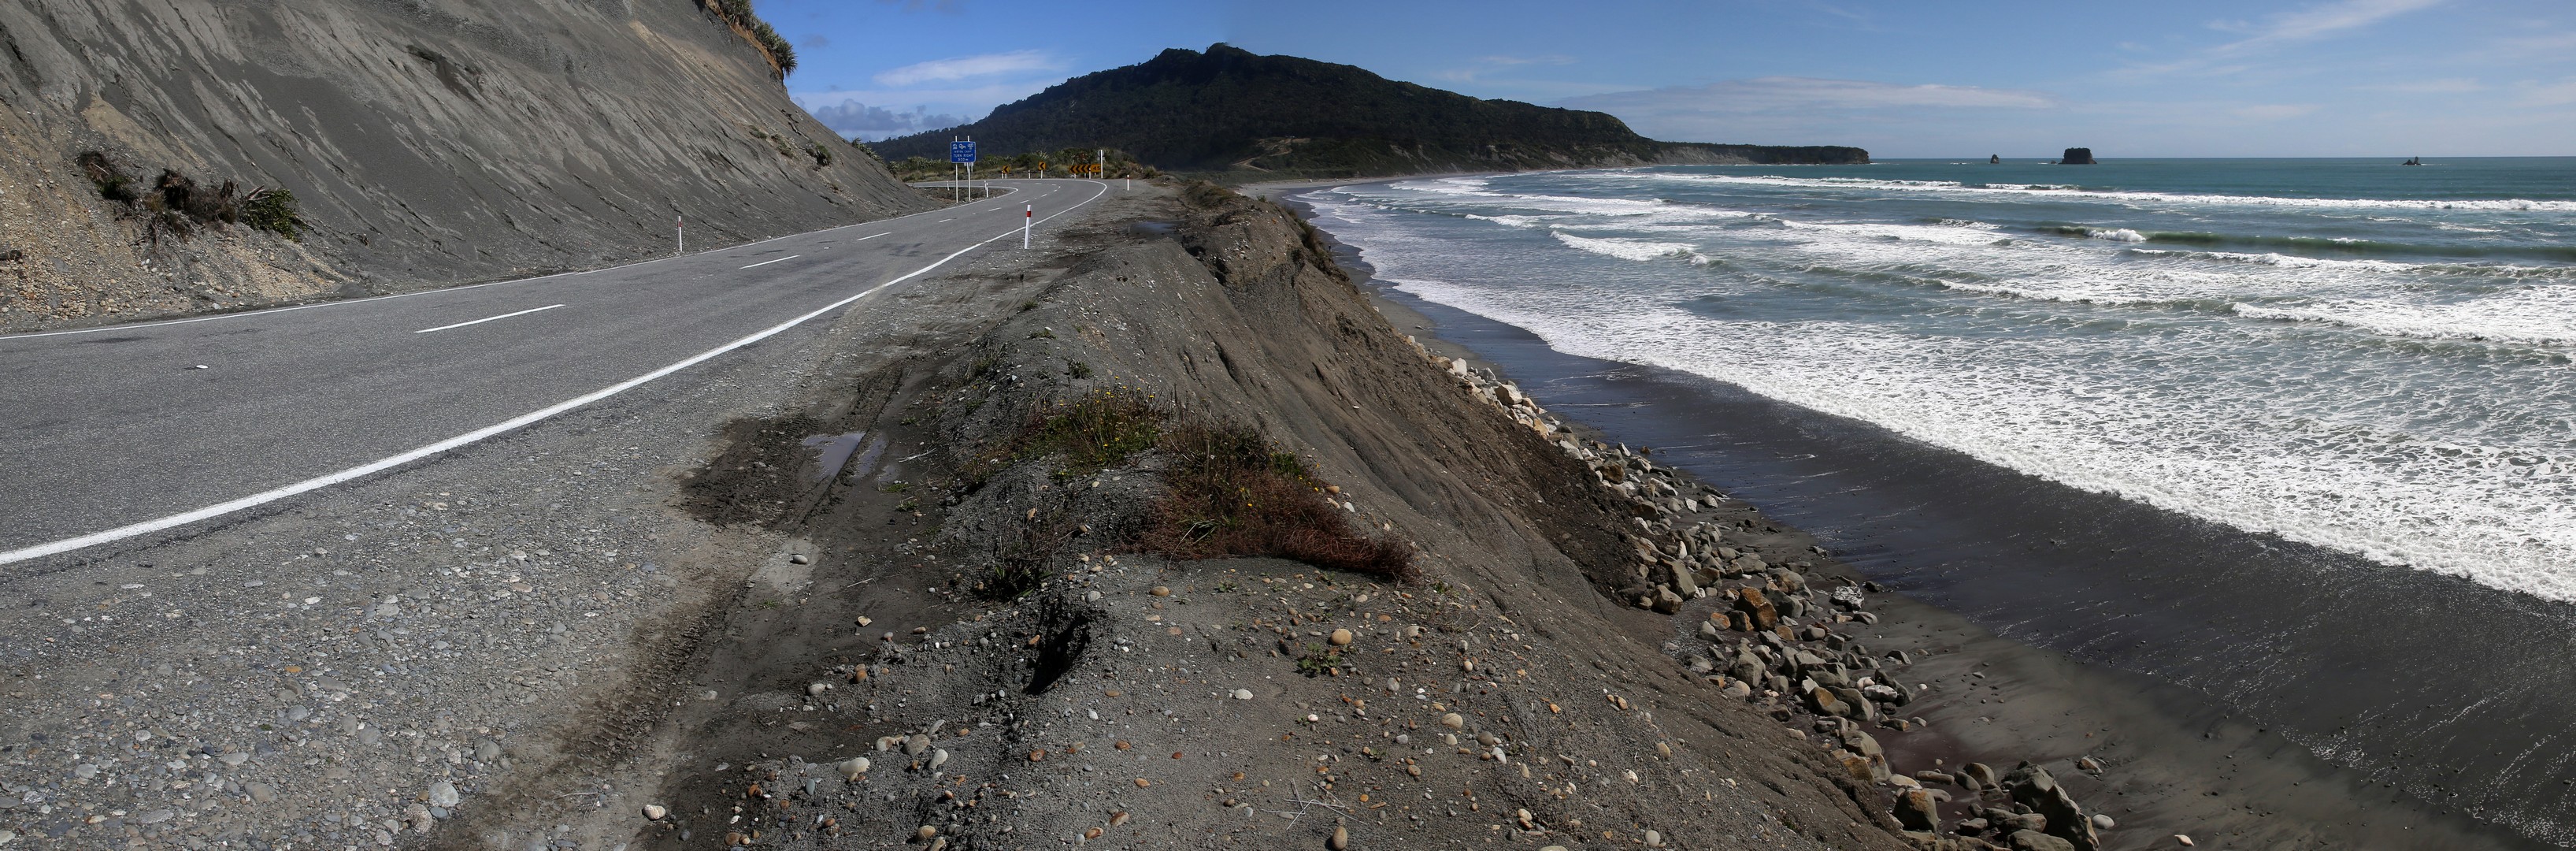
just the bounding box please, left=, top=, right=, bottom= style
left=1328, top=628, right=1354, bottom=646
left=1440, top=712, right=1465, bottom=729
left=1807, top=687, right=1851, bottom=718
left=1327, top=823, right=1351, bottom=849
left=2007, top=829, right=2076, bottom=851
left=903, top=734, right=932, bottom=756
left=916, top=825, right=940, bottom=840
left=641, top=803, right=667, bottom=820
left=1733, top=589, right=1780, bottom=630
left=2174, top=834, right=2194, bottom=846
left=1894, top=788, right=1941, bottom=831
left=1986, top=809, right=2046, bottom=832
left=1962, top=761, right=2000, bottom=789
left=2006, top=762, right=2100, bottom=850
left=1232, top=688, right=1255, bottom=700
left=838, top=757, right=870, bottom=780
left=2090, top=814, right=2115, bottom=830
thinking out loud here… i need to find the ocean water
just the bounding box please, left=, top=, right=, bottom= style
left=1297, top=158, right=2576, bottom=602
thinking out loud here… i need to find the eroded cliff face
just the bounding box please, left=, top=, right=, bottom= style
left=0, top=0, right=930, bottom=331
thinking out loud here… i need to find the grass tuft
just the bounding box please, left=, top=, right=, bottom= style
left=1017, top=386, right=1165, bottom=474
left=1140, top=420, right=1414, bottom=580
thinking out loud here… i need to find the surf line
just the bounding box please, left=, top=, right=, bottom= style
left=0, top=179, right=1114, bottom=567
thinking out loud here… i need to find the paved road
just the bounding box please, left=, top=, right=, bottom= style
left=0, top=179, right=1111, bottom=563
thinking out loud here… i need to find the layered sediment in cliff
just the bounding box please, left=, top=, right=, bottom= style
left=0, top=0, right=931, bottom=331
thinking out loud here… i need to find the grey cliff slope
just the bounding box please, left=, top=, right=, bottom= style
left=0, top=0, right=932, bottom=331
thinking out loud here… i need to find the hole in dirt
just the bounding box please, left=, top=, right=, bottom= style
left=1025, top=602, right=1095, bottom=696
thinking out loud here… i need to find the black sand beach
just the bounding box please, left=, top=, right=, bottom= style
left=1275, top=188, right=2575, bottom=849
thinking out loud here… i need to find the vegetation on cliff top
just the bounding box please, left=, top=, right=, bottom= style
left=869, top=44, right=1866, bottom=179
left=695, top=0, right=795, bottom=78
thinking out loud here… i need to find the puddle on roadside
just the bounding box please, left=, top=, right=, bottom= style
left=801, top=432, right=886, bottom=484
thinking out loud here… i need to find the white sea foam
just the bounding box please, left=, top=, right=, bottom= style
left=2089, top=228, right=2149, bottom=243
left=2231, top=291, right=2576, bottom=346
left=1550, top=232, right=1711, bottom=264
left=1777, top=219, right=2012, bottom=247
left=1303, top=180, right=2576, bottom=604
left=1614, top=171, right=2576, bottom=213
left=1387, top=276, right=2576, bottom=600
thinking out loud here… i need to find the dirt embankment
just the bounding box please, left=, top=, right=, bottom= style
left=0, top=0, right=932, bottom=332
left=610, top=184, right=1946, bottom=851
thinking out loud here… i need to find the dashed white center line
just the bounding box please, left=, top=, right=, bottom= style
left=937, top=218, right=954, bottom=223
left=854, top=232, right=890, bottom=241
left=739, top=255, right=800, bottom=269
left=413, top=303, right=565, bottom=334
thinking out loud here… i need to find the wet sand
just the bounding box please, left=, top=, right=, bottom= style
left=1274, top=191, right=2568, bottom=849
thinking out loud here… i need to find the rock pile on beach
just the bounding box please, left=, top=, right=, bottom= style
left=1435, top=352, right=2116, bottom=851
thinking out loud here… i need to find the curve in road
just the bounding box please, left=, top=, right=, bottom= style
left=0, top=179, right=1114, bottom=567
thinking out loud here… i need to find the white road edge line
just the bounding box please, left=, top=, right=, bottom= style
left=0, top=186, right=1026, bottom=342
left=739, top=255, right=800, bottom=269
left=413, top=303, right=565, bottom=334
left=0, top=180, right=1112, bottom=567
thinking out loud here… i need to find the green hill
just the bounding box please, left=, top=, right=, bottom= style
left=869, top=44, right=1866, bottom=179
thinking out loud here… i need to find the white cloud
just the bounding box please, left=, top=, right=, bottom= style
left=2354, top=77, right=2485, bottom=93
left=2230, top=103, right=2322, bottom=121
left=871, top=50, right=1062, bottom=87
left=1562, top=77, right=2056, bottom=116
left=2127, top=0, right=2444, bottom=77
left=2492, top=30, right=2576, bottom=57
left=2234, top=0, right=2446, bottom=44
left=1433, top=54, right=1574, bottom=84
left=803, top=101, right=971, bottom=139
left=2513, top=78, right=2576, bottom=107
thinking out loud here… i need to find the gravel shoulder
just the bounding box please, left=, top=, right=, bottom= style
left=0, top=193, right=1119, bottom=849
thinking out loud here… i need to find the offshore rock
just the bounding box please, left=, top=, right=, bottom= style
left=2059, top=147, right=2098, bottom=165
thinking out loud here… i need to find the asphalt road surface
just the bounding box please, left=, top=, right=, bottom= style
left=0, top=178, right=1111, bottom=564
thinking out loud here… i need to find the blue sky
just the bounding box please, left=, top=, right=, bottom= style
left=766, top=0, right=2576, bottom=157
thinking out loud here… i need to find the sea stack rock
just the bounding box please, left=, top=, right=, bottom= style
left=2060, top=147, right=2098, bottom=165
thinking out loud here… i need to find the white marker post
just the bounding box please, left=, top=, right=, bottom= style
left=1023, top=204, right=1032, bottom=248
left=676, top=214, right=684, bottom=255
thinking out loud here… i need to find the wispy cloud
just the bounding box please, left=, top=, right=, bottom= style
left=2491, top=30, right=2576, bottom=57
left=2126, top=0, right=2444, bottom=77
left=2231, top=103, right=2322, bottom=121
left=1559, top=78, right=2056, bottom=145
left=2207, top=0, right=2445, bottom=48
left=1564, top=77, right=2056, bottom=114
left=2354, top=77, right=2485, bottom=93
left=1433, top=54, right=1575, bottom=84
left=2513, top=78, right=2576, bottom=107
left=871, top=50, right=1062, bottom=87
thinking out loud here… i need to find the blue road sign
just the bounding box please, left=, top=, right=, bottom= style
left=950, top=140, right=977, bottom=163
